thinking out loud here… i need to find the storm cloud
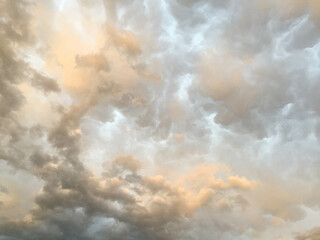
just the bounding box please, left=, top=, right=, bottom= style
left=1, top=0, right=320, bottom=239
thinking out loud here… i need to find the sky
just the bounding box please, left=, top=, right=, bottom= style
left=1, top=0, right=320, bottom=239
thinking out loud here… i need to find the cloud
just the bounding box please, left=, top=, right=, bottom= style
left=0, top=0, right=60, bottom=174
left=1, top=0, right=320, bottom=239
left=296, top=227, right=320, bottom=240
left=0, top=154, right=257, bottom=240
left=30, top=72, right=60, bottom=93
left=106, top=25, right=142, bottom=57
left=75, top=53, right=110, bottom=72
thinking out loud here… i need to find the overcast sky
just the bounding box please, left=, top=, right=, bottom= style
left=1, top=0, right=320, bottom=239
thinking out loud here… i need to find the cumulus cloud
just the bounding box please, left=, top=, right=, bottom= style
left=0, top=153, right=256, bottom=240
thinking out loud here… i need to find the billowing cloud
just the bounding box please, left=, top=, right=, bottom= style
left=1, top=0, right=320, bottom=239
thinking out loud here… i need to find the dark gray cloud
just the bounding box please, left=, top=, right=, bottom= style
left=1, top=150, right=255, bottom=239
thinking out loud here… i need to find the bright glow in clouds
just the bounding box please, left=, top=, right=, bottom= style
left=1, top=0, right=320, bottom=239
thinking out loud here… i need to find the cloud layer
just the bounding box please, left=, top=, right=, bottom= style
left=0, top=0, right=320, bottom=239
